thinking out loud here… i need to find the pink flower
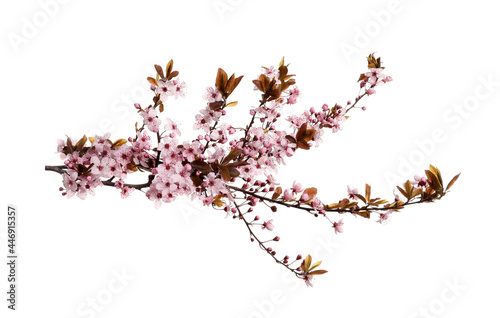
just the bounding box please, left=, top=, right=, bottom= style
left=121, top=186, right=134, bottom=199
left=366, top=88, right=376, bottom=95
left=203, top=87, right=222, bottom=103
left=347, top=185, right=359, bottom=200
left=365, top=68, right=385, bottom=84
left=291, top=181, right=304, bottom=194
left=303, top=274, right=314, bottom=287
left=283, top=189, right=294, bottom=201
left=164, top=118, right=181, bottom=136
left=412, top=175, right=428, bottom=188
left=333, top=219, right=344, bottom=234
left=140, top=108, right=161, bottom=133
left=262, top=220, right=274, bottom=231
left=156, top=80, right=174, bottom=101
left=377, top=211, right=393, bottom=224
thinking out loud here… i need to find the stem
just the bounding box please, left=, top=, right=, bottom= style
left=233, top=200, right=300, bottom=278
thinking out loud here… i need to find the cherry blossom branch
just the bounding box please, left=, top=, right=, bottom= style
left=45, top=54, right=460, bottom=286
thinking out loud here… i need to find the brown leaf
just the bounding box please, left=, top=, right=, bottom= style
left=75, top=135, right=87, bottom=151
left=365, top=184, right=371, bottom=203
left=272, top=187, right=282, bottom=200
left=190, top=159, right=212, bottom=174
left=154, top=64, right=164, bottom=79
left=308, top=270, right=328, bottom=276
left=209, top=101, right=224, bottom=111
left=167, top=70, right=179, bottom=81
left=303, top=255, right=312, bottom=272
left=221, top=148, right=243, bottom=165
left=446, top=173, right=461, bottom=191
left=216, top=68, right=228, bottom=94
left=147, top=77, right=158, bottom=86
left=219, top=165, right=231, bottom=181
left=166, top=59, right=173, bottom=77
left=111, top=139, right=128, bottom=149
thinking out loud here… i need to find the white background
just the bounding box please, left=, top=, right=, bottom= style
left=1, top=0, right=499, bottom=317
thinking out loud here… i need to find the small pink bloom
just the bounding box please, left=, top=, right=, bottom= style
left=347, top=186, right=359, bottom=200
left=291, top=181, right=304, bottom=194
left=262, top=220, right=274, bottom=231
left=333, top=218, right=344, bottom=234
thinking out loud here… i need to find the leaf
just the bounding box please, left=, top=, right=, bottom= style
left=272, top=187, right=282, bottom=200
left=88, top=137, right=96, bottom=144
left=166, top=59, right=174, bottom=77
left=425, top=170, right=442, bottom=191
left=303, top=255, right=312, bottom=272
left=446, top=173, right=461, bottom=191
left=252, top=79, right=264, bottom=92
left=353, top=194, right=366, bottom=204
left=278, top=56, right=285, bottom=68
left=221, top=148, right=243, bottom=165
left=365, top=184, right=371, bottom=203
left=213, top=195, right=225, bottom=207
left=167, top=70, right=179, bottom=81
left=226, top=101, right=238, bottom=107
left=154, top=64, right=164, bottom=79
left=216, top=68, right=228, bottom=94
left=285, top=135, right=296, bottom=143
left=296, top=140, right=310, bottom=150
left=75, top=135, right=87, bottom=151
left=147, top=77, right=158, bottom=86
left=111, top=139, right=128, bottom=149
left=219, top=165, right=231, bottom=181
left=308, top=270, right=328, bottom=276
left=404, top=180, right=413, bottom=198
left=227, top=75, right=243, bottom=95
left=354, top=211, right=371, bottom=219
left=226, top=161, right=250, bottom=168
left=228, top=167, right=240, bottom=178
left=302, top=187, right=317, bottom=201
left=209, top=101, right=224, bottom=111
left=309, top=260, right=322, bottom=271
left=190, top=159, right=212, bottom=174
left=397, top=186, right=409, bottom=200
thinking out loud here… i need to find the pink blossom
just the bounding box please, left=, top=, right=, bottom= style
left=164, top=118, right=182, bottom=136
left=156, top=80, right=174, bottom=101
left=377, top=211, right=393, bottom=224
left=291, top=181, right=304, bottom=194
left=203, top=87, right=222, bottom=103
left=347, top=185, right=359, bottom=200
left=262, top=220, right=274, bottom=231
left=303, top=274, right=314, bottom=287
left=333, top=219, right=344, bottom=234
left=283, top=189, right=294, bottom=201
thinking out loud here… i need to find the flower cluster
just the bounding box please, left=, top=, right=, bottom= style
left=47, top=55, right=460, bottom=286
